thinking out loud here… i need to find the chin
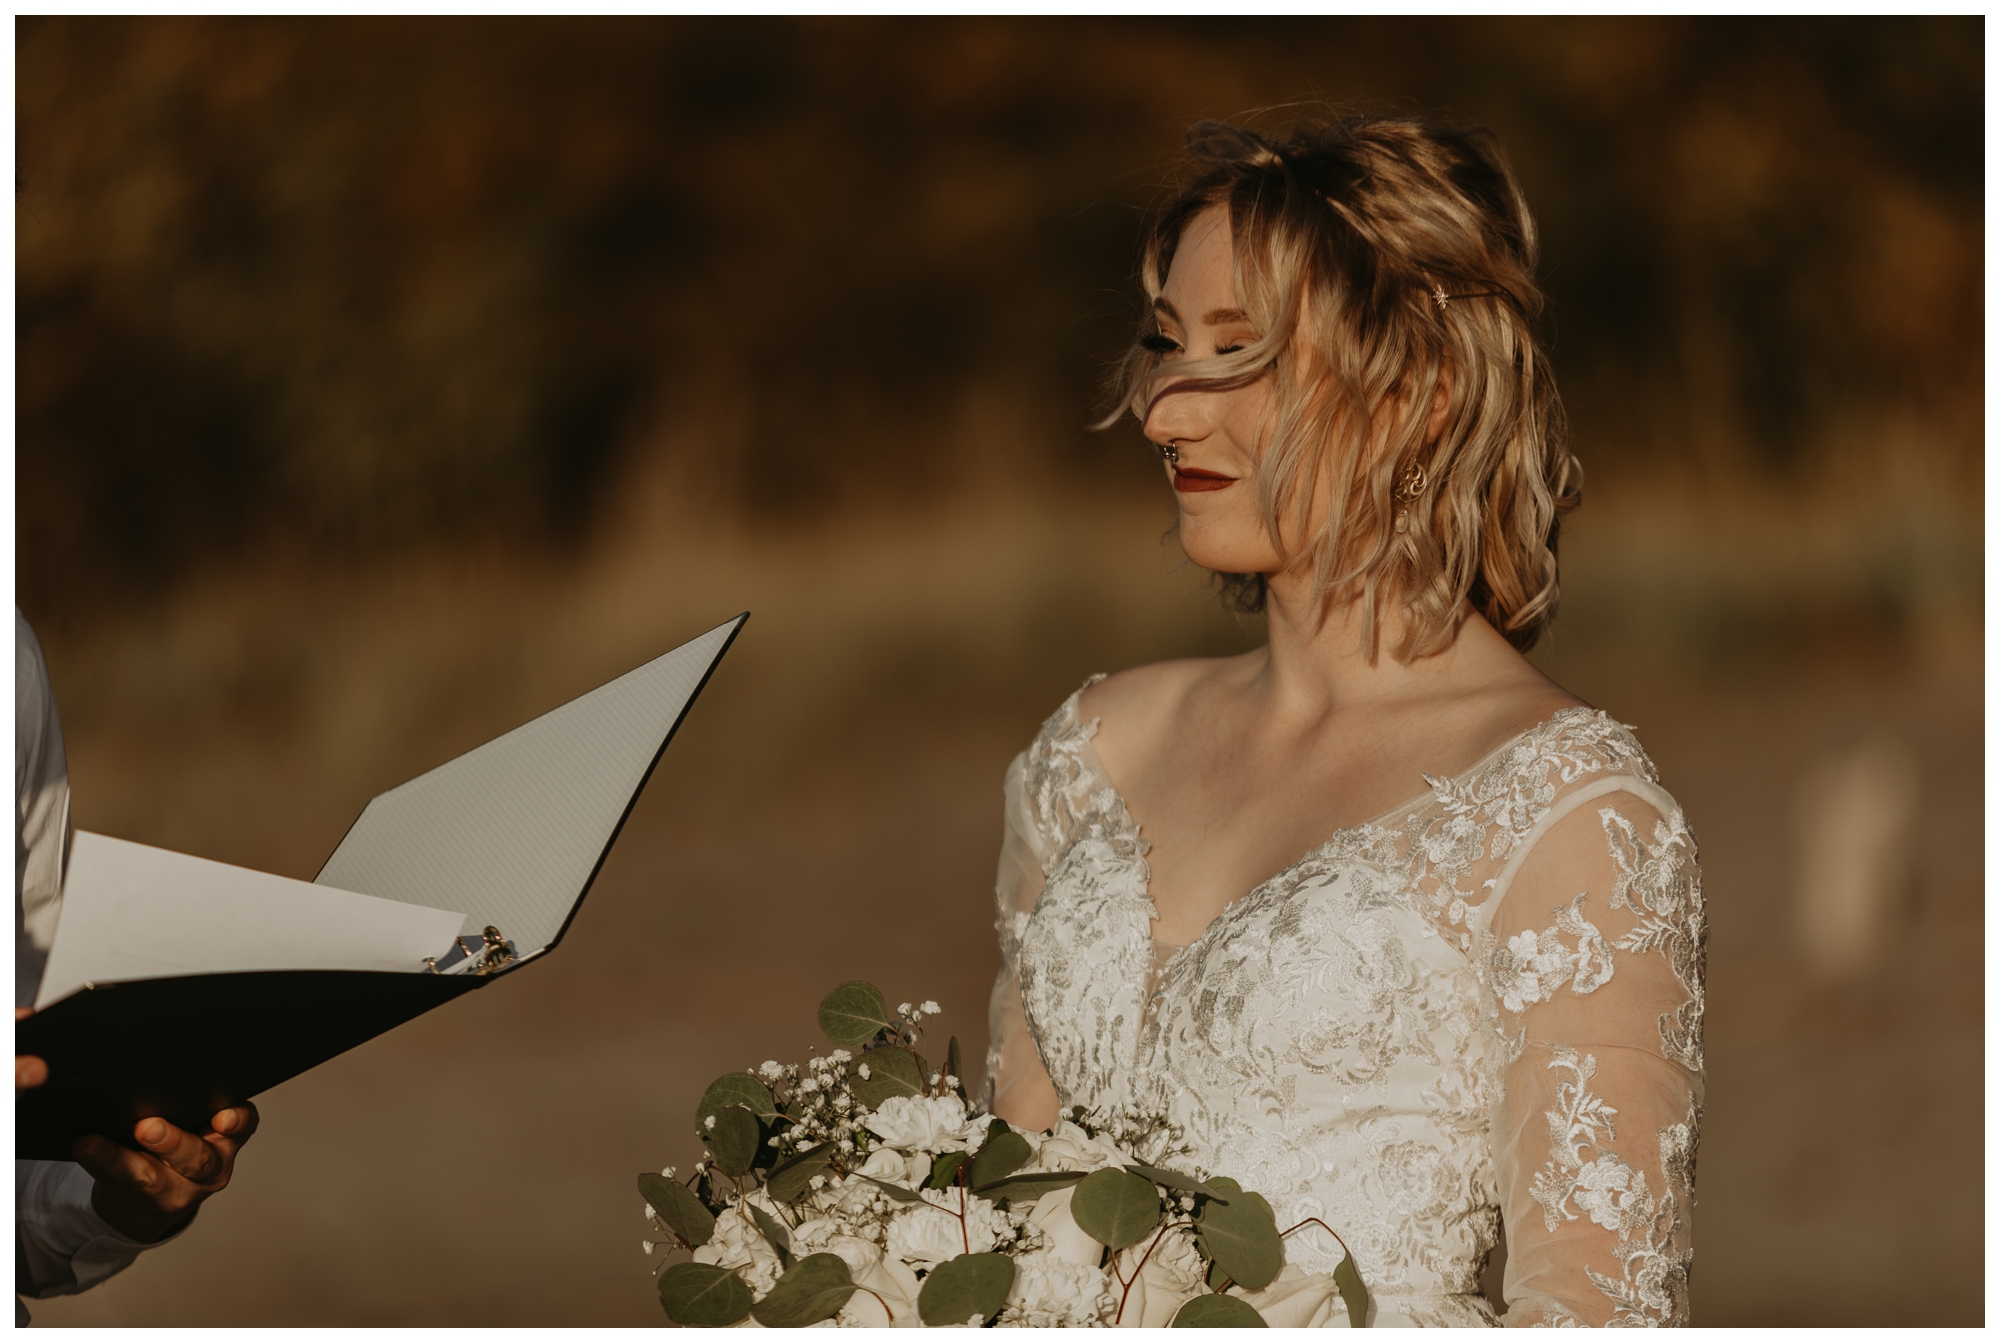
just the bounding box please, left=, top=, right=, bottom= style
left=1178, top=514, right=1280, bottom=579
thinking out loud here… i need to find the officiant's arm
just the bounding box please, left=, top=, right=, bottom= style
left=15, top=1104, right=260, bottom=1300
left=1486, top=785, right=1704, bottom=1328
left=984, top=753, right=1061, bottom=1130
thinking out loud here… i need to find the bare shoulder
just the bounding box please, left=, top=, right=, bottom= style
left=1078, top=653, right=1253, bottom=756
left=1457, top=671, right=1594, bottom=762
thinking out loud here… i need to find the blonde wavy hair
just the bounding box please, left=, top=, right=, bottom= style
left=1102, top=114, right=1580, bottom=657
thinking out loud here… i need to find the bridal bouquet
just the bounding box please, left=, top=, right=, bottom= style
left=638, top=982, right=1367, bottom=1327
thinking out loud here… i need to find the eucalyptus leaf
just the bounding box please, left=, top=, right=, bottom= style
left=1195, top=1179, right=1283, bottom=1290
left=851, top=1046, right=926, bottom=1110
left=1126, top=1162, right=1229, bottom=1201
left=749, top=1201, right=795, bottom=1269
left=928, top=1151, right=967, bottom=1190
left=706, top=1105, right=761, bottom=1178
left=856, top=1173, right=926, bottom=1202
left=1333, top=1252, right=1369, bottom=1329
left=917, top=1251, right=1017, bottom=1327
left=1170, top=1294, right=1269, bottom=1327
left=697, top=1072, right=778, bottom=1129
left=1069, top=1167, right=1162, bottom=1250
left=968, top=1131, right=1032, bottom=1189
left=818, top=981, right=893, bottom=1048
left=638, top=1172, right=715, bottom=1248
left=766, top=1143, right=835, bottom=1204
left=658, top=1261, right=753, bottom=1327
left=970, top=1171, right=1086, bottom=1206
left=751, top=1252, right=856, bottom=1328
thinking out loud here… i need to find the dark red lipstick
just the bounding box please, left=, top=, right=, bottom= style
left=1172, top=466, right=1235, bottom=493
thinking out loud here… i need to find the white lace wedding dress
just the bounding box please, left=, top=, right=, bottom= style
left=984, top=681, right=1705, bottom=1326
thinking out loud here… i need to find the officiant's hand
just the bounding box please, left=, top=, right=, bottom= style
left=16, top=1007, right=48, bottom=1091
left=71, top=1104, right=261, bottom=1243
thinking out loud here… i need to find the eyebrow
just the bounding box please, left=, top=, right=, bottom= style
left=1150, top=296, right=1252, bottom=329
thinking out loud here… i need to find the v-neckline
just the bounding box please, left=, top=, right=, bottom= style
left=1069, top=698, right=1607, bottom=959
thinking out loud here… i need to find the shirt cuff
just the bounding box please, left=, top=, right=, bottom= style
left=15, top=1160, right=195, bottom=1299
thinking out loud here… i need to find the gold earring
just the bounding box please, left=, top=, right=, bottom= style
left=1393, top=463, right=1427, bottom=534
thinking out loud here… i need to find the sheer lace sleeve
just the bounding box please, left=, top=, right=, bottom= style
left=1481, top=780, right=1706, bottom=1326
left=983, top=750, right=1061, bottom=1127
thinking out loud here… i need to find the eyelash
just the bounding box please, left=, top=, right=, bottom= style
left=1140, top=334, right=1248, bottom=357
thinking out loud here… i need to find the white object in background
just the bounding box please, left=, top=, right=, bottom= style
left=1794, top=735, right=1920, bottom=978
left=35, top=832, right=467, bottom=1012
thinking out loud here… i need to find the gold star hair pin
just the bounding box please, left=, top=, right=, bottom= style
left=1429, top=283, right=1510, bottom=314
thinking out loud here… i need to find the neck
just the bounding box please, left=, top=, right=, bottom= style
left=1251, top=565, right=1468, bottom=719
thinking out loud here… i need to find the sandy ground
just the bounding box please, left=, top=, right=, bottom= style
left=22, top=495, right=1982, bottom=1327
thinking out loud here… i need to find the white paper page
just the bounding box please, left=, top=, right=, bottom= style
left=316, top=614, right=743, bottom=954
left=35, top=832, right=469, bottom=1011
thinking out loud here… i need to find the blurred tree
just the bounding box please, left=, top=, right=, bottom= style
left=16, top=16, right=1980, bottom=620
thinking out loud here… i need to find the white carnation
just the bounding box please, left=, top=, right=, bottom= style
left=995, top=1250, right=1117, bottom=1328
left=864, top=1094, right=970, bottom=1151
left=883, top=1189, right=1008, bottom=1267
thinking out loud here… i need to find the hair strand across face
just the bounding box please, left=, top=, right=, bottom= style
left=1100, top=112, right=1580, bottom=657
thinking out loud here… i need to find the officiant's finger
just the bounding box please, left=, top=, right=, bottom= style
left=72, top=1134, right=164, bottom=1190
left=209, top=1103, right=259, bottom=1144
left=16, top=1054, right=47, bottom=1091
left=133, top=1116, right=228, bottom=1184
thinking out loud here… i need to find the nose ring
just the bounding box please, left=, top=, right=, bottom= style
left=1159, top=440, right=1181, bottom=467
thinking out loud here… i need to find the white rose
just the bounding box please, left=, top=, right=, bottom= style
left=790, top=1219, right=882, bottom=1281
left=1230, top=1265, right=1341, bottom=1328
left=860, top=1147, right=907, bottom=1180
left=865, top=1095, right=971, bottom=1151
left=1027, top=1183, right=1103, bottom=1266
left=1034, top=1120, right=1126, bottom=1173
left=1134, top=1226, right=1208, bottom=1326
left=841, top=1253, right=923, bottom=1327
left=1144, top=1223, right=1207, bottom=1294
left=691, top=1205, right=781, bottom=1296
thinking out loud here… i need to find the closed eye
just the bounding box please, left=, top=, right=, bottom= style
left=1140, top=333, right=1181, bottom=356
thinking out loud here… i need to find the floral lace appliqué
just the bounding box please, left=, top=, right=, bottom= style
left=1601, top=806, right=1707, bottom=1074
left=1492, top=893, right=1615, bottom=1014
left=1396, top=710, right=1657, bottom=948
left=1529, top=1049, right=1693, bottom=1326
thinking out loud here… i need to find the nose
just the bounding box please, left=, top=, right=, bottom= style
left=1141, top=378, right=1212, bottom=449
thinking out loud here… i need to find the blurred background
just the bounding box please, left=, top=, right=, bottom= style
left=17, top=16, right=1980, bottom=1327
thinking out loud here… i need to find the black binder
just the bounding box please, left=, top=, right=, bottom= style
left=15, top=614, right=747, bottom=1160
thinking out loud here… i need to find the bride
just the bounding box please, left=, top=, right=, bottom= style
left=982, top=116, right=1704, bottom=1327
